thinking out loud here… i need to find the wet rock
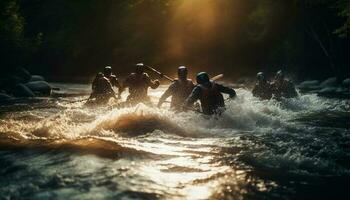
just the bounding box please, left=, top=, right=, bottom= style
left=298, top=80, right=320, bottom=90
left=25, top=81, right=52, bottom=96
left=318, top=87, right=337, bottom=93
left=320, top=77, right=338, bottom=88
left=342, top=78, right=350, bottom=87
left=11, top=83, right=35, bottom=97
left=29, top=75, right=45, bottom=82
left=0, top=93, right=12, bottom=101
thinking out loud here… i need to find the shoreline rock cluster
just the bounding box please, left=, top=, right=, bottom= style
left=0, top=68, right=53, bottom=102
left=298, top=77, right=350, bottom=98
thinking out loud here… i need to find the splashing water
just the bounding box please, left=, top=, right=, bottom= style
left=0, top=83, right=349, bottom=199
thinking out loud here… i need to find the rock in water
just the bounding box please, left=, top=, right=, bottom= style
left=11, top=84, right=35, bottom=97
left=29, top=75, right=45, bottom=82
left=25, top=81, right=52, bottom=96
left=320, top=77, right=338, bottom=88
left=319, top=87, right=337, bottom=93
left=0, top=93, right=13, bottom=101
left=342, top=78, right=350, bottom=87
left=298, top=80, right=320, bottom=90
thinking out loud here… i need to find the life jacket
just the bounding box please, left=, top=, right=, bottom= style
left=198, top=82, right=225, bottom=115
left=171, top=79, right=194, bottom=108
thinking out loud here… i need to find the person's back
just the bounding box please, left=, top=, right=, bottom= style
left=158, top=66, right=194, bottom=109
left=124, top=73, right=149, bottom=99
left=185, top=72, right=236, bottom=115
left=252, top=72, right=272, bottom=100
left=103, top=66, right=122, bottom=98
left=272, top=79, right=297, bottom=99
left=171, top=79, right=194, bottom=108
left=271, top=70, right=298, bottom=99
left=121, top=64, right=159, bottom=103
left=90, top=73, right=115, bottom=104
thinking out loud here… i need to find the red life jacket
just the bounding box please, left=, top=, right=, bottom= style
left=198, top=82, right=224, bottom=114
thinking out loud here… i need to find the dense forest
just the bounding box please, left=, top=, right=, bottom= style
left=1, top=0, right=350, bottom=82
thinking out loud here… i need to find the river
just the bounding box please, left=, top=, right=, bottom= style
left=0, top=83, right=349, bottom=199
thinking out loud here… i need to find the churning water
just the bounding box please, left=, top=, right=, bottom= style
left=0, top=83, right=349, bottom=200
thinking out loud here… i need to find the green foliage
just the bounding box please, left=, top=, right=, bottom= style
left=333, top=1, right=350, bottom=37
left=0, top=0, right=350, bottom=79
left=0, top=0, right=24, bottom=46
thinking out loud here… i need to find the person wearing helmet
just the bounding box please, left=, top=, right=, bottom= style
left=271, top=70, right=298, bottom=99
left=184, top=72, right=236, bottom=115
left=252, top=72, right=272, bottom=100
left=121, top=63, right=160, bottom=104
left=103, top=66, right=122, bottom=98
left=157, top=66, right=194, bottom=110
left=88, top=72, right=116, bottom=105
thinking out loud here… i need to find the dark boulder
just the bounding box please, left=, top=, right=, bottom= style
left=342, top=78, right=350, bottom=87
left=0, top=92, right=12, bottom=101
left=11, top=84, right=35, bottom=97
left=25, top=81, right=52, bottom=96
left=29, top=75, right=45, bottom=82
left=320, top=77, right=338, bottom=88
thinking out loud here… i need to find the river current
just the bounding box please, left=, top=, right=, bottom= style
left=0, top=83, right=349, bottom=200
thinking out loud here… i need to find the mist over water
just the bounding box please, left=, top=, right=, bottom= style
left=0, top=83, right=349, bottom=199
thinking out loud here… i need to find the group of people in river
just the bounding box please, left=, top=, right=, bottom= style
left=252, top=70, right=298, bottom=100
left=88, top=64, right=297, bottom=115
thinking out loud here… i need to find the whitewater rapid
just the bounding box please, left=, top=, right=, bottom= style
left=0, top=83, right=349, bottom=199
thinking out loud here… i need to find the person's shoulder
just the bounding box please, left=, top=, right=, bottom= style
left=102, top=76, right=110, bottom=82
left=142, top=72, right=150, bottom=78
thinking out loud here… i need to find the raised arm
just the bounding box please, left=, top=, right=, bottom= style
left=217, top=84, right=236, bottom=98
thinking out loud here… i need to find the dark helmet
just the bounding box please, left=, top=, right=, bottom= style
left=257, top=72, right=266, bottom=82
left=275, top=70, right=284, bottom=81
left=104, top=66, right=112, bottom=76
left=196, top=72, right=210, bottom=84
left=178, top=66, right=188, bottom=80
left=135, top=63, right=145, bottom=74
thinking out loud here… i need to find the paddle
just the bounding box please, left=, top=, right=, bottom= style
left=137, top=63, right=174, bottom=82
left=211, top=74, right=224, bottom=81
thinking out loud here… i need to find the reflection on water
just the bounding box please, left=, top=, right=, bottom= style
left=0, top=83, right=349, bottom=199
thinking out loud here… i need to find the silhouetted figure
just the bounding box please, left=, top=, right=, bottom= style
left=184, top=72, right=236, bottom=115
left=158, top=66, right=194, bottom=110
left=121, top=64, right=160, bottom=104
left=104, top=66, right=122, bottom=98
left=88, top=72, right=116, bottom=105
left=271, top=70, right=298, bottom=99
left=252, top=72, right=272, bottom=100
